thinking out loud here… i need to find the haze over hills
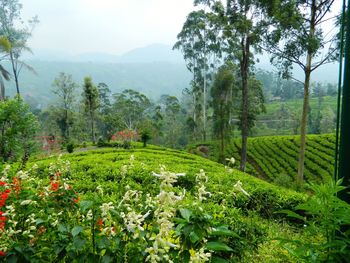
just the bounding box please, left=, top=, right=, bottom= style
left=6, top=43, right=339, bottom=108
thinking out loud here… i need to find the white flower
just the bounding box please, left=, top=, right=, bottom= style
left=51, top=219, right=59, bottom=227
left=17, top=171, right=29, bottom=180
left=226, top=157, right=235, bottom=166
left=100, top=202, right=115, bottom=218
left=64, top=183, right=70, bottom=190
left=20, top=200, right=33, bottom=206
left=96, top=185, right=104, bottom=195
left=189, top=247, right=211, bottom=263
left=120, top=165, right=128, bottom=176
left=233, top=180, right=250, bottom=197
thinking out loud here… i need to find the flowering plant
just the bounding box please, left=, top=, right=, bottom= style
left=0, top=155, right=250, bottom=262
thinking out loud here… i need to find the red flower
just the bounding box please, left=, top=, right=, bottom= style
left=0, top=181, right=6, bottom=186
left=0, top=251, right=5, bottom=257
left=72, top=196, right=80, bottom=203
left=50, top=181, right=60, bottom=192
left=97, top=218, right=103, bottom=227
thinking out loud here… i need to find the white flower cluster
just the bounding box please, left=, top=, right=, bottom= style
left=146, top=166, right=185, bottom=262
left=121, top=210, right=150, bottom=238
left=22, top=213, right=37, bottom=239
left=100, top=202, right=115, bottom=218
left=189, top=247, right=211, bottom=263
left=0, top=164, right=11, bottom=182
left=196, top=170, right=211, bottom=202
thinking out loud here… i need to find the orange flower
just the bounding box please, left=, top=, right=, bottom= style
left=50, top=181, right=59, bottom=191
left=97, top=217, right=103, bottom=227
left=72, top=196, right=80, bottom=203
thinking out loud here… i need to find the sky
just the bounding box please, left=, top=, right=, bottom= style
left=21, top=0, right=343, bottom=56
left=21, top=0, right=195, bottom=55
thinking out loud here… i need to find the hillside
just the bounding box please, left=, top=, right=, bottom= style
left=1, top=144, right=305, bottom=262
left=190, top=134, right=336, bottom=186
left=3, top=60, right=192, bottom=107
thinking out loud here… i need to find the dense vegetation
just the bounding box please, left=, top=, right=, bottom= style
left=0, top=145, right=305, bottom=262
left=190, top=134, right=336, bottom=186
left=1, top=0, right=349, bottom=261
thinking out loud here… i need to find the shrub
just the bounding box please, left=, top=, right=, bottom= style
left=66, top=142, right=74, bottom=153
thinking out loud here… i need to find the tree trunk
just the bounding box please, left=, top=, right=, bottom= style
left=9, top=51, right=20, bottom=96
left=0, top=80, right=5, bottom=101
left=220, top=120, right=225, bottom=163
left=296, top=0, right=316, bottom=185
left=65, top=108, right=69, bottom=140
left=297, top=67, right=311, bottom=185
left=91, top=111, right=95, bottom=143
left=240, top=36, right=250, bottom=172
left=203, top=67, right=207, bottom=141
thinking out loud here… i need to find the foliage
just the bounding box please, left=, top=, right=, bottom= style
left=82, top=76, right=99, bottom=143
left=189, top=134, right=336, bottom=187
left=0, top=97, right=39, bottom=163
left=278, top=179, right=350, bottom=262
left=112, top=89, right=151, bottom=131
left=66, top=142, right=74, bottom=153
left=0, top=152, right=273, bottom=262
left=211, top=63, right=236, bottom=162
left=0, top=0, right=39, bottom=95
left=51, top=72, right=78, bottom=141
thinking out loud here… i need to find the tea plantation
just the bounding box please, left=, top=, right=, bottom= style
left=7, top=144, right=305, bottom=262
left=190, top=134, right=336, bottom=185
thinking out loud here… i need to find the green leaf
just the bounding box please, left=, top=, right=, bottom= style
left=79, top=200, right=93, bottom=212
left=58, top=224, right=67, bottom=233
left=189, top=231, right=200, bottom=243
left=206, top=242, right=233, bottom=252
left=73, top=236, right=86, bottom=250
left=210, top=226, right=239, bottom=237
left=211, top=256, right=229, bottom=263
left=179, top=208, right=192, bottom=222
left=102, top=255, right=112, bottom=263
left=71, top=226, right=83, bottom=237
left=276, top=210, right=305, bottom=221
left=36, top=218, right=45, bottom=225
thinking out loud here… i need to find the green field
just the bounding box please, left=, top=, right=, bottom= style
left=189, top=134, right=336, bottom=186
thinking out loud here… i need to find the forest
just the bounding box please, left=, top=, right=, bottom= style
left=0, top=0, right=349, bottom=262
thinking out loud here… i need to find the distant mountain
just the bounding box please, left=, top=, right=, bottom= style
left=115, top=44, right=184, bottom=64
left=4, top=60, right=192, bottom=108
left=6, top=43, right=339, bottom=109
left=23, top=43, right=184, bottom=64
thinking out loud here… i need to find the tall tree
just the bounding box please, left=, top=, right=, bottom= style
left=52, top=72, right=78, bottom=141
left=211, top=63, right=237, bottom=162
left=113, top=89, right=151, bottom=131
left=0, top=0, right=38, bottom=96
left=264, top=0, right=338, bottom=184
left=194, top=0, right=271, bottom=171
left=82, top=76, right=99, bottom=143
left=96, top=82, right=112, bottom=139
left=174, top=9, right=221, bottom=140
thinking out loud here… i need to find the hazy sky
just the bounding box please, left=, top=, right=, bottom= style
left=21, top=0, right=342, bottom=55
left=21, top=0, right=194, bottom=55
